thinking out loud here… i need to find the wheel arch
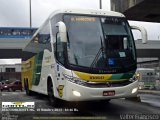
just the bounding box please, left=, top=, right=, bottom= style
left=47, top=75, right=56, bottom=94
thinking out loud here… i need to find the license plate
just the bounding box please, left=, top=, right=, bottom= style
left=103, top=91, right=115, bottom=96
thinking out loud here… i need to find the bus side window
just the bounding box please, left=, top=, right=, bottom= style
left=56, top=33, right=65, bottom=65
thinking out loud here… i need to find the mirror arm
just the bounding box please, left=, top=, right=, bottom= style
left=131, top=25, right=147, bottom=44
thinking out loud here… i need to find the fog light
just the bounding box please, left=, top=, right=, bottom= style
left=73, top=90, right=81, bottom=97
left=132, top=88, right=138, bottom=94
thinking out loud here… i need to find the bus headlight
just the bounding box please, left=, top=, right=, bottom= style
left=132, top=87, right=138, bottom=94
left=63, top=74, right=87, bottom=85
left=72, top=90, right=81, bottom=97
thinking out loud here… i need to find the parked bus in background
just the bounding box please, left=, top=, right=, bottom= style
left=137, top=68, right=156, bottom=90
left=22, top=9, right=143, bottom=106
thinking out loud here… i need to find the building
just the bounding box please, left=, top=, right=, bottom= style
left=0, top=64, right=21, bottom=82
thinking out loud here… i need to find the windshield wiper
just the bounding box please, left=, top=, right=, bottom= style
left=90, top=37, right=105, bottom=67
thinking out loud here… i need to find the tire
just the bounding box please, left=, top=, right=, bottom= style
left=24, top=79, right=32, bottom=96
left=47, top=79, right=61, bottom=107
left=9, top=88, right=13, bottom=92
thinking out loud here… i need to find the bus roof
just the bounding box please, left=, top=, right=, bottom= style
left=31, top=9, right=125, bottom=41
left=48, top=9, right=125, bottom=19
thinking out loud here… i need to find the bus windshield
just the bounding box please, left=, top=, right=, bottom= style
left=64, top=15, right=136, bottom=72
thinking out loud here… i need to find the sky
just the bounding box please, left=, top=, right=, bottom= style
left=0, top=0, right=110, bottom=27
left=0, top=0, right=159, bottom=64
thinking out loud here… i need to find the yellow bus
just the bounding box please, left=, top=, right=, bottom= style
left=22, top=9, right=140, bottom=106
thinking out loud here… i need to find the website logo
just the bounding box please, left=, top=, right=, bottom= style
left=2, top=102, right=35, bottom=111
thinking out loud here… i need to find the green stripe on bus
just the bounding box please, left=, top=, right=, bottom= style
left=32, top=51, right=44, bottom=86
left=109, top=71, right=135, bottom=80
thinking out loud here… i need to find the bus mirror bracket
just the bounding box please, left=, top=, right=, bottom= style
left=56, top=21, right=67, bottom=43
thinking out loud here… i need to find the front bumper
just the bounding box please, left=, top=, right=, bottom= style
left=63, top=80, right=138, bottom=101
left=1, top=87, right=9, bottom=91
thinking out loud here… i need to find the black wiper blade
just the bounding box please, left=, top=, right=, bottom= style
left=90, top=37, right=105, bottom=67
left=90, top=47, right=102, bottom=67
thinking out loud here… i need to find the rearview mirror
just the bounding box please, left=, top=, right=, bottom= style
left=131, top=25, right=147, bottom=44
left=56, top=21, right=67, bottom=43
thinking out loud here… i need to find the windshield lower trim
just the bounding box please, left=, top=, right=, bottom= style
left=67, top=62, right=137, bottom=74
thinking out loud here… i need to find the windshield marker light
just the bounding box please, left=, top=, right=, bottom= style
left=132, top=87, right=138, bottom=94
left=73, top=90, right=81, bottom=97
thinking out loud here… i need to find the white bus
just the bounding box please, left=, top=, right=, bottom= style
left=22, top=9, right=140, bottom=105
left=137, top=68, right=156, bottom=89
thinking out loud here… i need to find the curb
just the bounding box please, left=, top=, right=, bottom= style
left=138, top=90, right=160, bottom=96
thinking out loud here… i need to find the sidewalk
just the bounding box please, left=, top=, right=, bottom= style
left=138, top=89, right=160, bottom=96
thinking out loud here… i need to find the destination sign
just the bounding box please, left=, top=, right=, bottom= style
left=71, top=17, right=96, bottom=22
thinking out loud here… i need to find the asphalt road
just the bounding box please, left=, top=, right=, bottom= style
left=0, top=91, right=160, bottom=120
